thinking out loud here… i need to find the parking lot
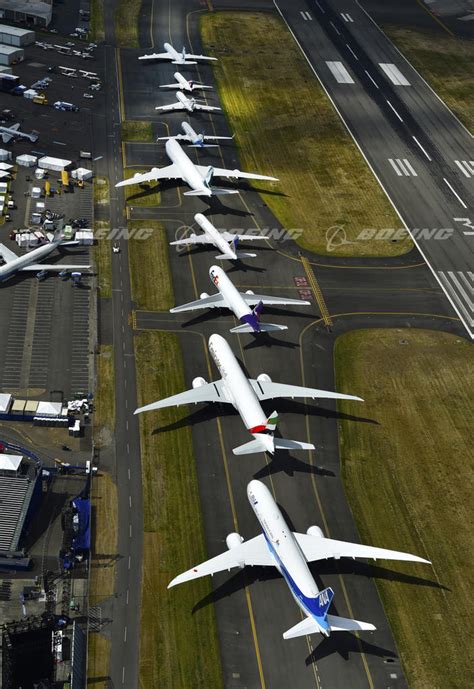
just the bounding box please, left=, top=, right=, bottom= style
left=0, top=35, right=102, bottom=398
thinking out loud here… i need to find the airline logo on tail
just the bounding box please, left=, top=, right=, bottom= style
left=204, top=166, right=214, bottom=189
left=250, top=410, right=278, bottom=434
left=314, top=587, right=334, bottom=619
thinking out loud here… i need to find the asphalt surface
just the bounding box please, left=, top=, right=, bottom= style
left=98, top=1, right=468, bottom=689
left=274, top=0, right=474, bottom=338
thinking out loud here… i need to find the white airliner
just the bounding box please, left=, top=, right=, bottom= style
left=115, top=139, right=278, bottom=197
left=157, top=121, right=233, bottom=148
left=170, top=213, right=267, bottom=260
left=138, top=42, right=217, bottom=65
left=159, top=72, right=212, bottom=93
left=155, top=91, right=221, bottom=114
left=169, top=480, right=430, bottom=638
left=0, top=236, right=90, bottom=283
left=0, top=123, right=39, bottom=144
left=135, top=333, right=362, bottom=455
left=171, top=265, right=311, bottom=333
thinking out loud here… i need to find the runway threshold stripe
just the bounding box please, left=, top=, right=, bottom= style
left=388, top=158, right=403, bottom=176
left=325, top=61, right=354, bottom=84
left=402, top=159, right=417, bottom=176
left=455, top=160, right=471, bottom=178
left=379, top=63, right=410, bottom=86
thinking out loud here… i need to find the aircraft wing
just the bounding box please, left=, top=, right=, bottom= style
left=155, top=102, right=186, bottom=112
left=249, top=379, right=363, bottom=402
left=168, top=534, right=273, bottom=588
left=139, top=52, right=170, bottom=61
left=21, top=264, right=91, bottom=271
left=135, top=378, right=228, bottom=414
left=1, top=132, right=13, bottom=144
left=293, top=533, right=430, bottom=564
left=187, top=54, right=217, bottom=61
left=170, top=294, right=226, bottom=312
left=221, top=232, right=267, bottom=242
left=204, top=166, right=278, bottom=182
left=194, top=104, right=221, bottom=112
left=0, top=243, right=18, bottom=263
left=116, top=165, right=182, bottom=188
left=11, top=123, right=20, bottom=131
left=241, top=293, right=311, bottom=306
left=169, top=233, right=213, bottom=246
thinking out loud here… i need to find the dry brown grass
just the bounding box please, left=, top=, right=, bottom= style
left=200, top=12, right=407, bottom=257
left=335, top=329, right=474, bottom=688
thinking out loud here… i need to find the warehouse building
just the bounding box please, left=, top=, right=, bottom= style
left=0, top=44, right=24, bottom=65
left=0, top=23, right=35, bottom=46
left=0, top=1, right=52, bottom=27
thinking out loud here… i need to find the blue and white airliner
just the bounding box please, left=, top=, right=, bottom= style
left=168, top=480, right=430, bottom=639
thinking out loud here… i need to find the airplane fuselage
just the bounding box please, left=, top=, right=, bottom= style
left=181, top=121, right=203, bottom=145
left=209, top=265, right=254, bottom=324
left=176, top=91, right=194, bottom=111
left=247, top=480, right=329, bottom=635
left=165, top=139, right=210, bottom=195
left=195, top=214, right=235, bottom=255
left=208, top=333, right=267, bottom=431
left=0, top=241, right=56, bottom=282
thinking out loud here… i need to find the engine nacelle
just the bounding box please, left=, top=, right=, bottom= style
left=192, top=376, right=207, bottom=389
left=257, top=373, right=272, bottom=383
left=245, top=289, right=255, bottom=295
left=307, top=525, right=324, bottom=538
left=200, top=292, right=209, bottom=300
left=226, top=532, right=244, bottom=550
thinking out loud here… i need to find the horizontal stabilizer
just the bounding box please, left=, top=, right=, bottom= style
left=273, top=437, right=315, bottom=451
left=215, top=252, right=257, bottom=261
left=326, top=615, right=376, bottom=633
left=283, top=616, right=323, bottom=639
left=230, top=323, right=288, bottom=334
left=209, top=188, right=240, bottom=196
left=283, top=614, right=375, bottom=639
left=189, top=144, right=219, bottom=148
left=232, top=437, right=272, bottom=456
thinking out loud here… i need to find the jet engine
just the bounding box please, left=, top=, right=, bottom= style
left=192, top=377, right=207, bottom=388
left=245, top=289, right=255, bottom=295
left=257, top=373, right=272, bottom=383
left=226, top=532, right=244, bottom=550
left=307, top=525, right=324, bottom=538
left=200, top=292, right=209, bottom=299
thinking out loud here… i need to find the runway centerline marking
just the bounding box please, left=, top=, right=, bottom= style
left=386, top=99, right=403, bottom=122
left=412, top=136, right=432, bottom=161
left=443, top=178, right=467, bottom=208
left=364, top=70, right=379, bottom=89
left=329, top=20, right=340, bottom=35
left=346, top=43, right=358, bottom=60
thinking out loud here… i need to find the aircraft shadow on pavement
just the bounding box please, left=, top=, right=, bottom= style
left=181, top=308, right=229, bottom=328
left=242, top=332, right=300, bottom=351
left=200, top=199, right=253, bottom=218
left=306, top=632, right=398, bottom=665
left=274, top=399, right=379, bottom=426
left=191, top=567, right=281, bottom=615
left=312, top=559, right=449, bottom=592
left=253, top=449, right=335, bottom=480
left=151, top=402, right=239, bottom=435
left=226, top=260, right=267, bottom=274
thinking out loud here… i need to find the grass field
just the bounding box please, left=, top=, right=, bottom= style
left=87, top=634, right=111, bottom=688
left=90, top=0, right=105, bottom=42
left=334, top=329, right=474, bottom=689
left=122, top=121, right=154, bottom=142
left=114, top=0, right=141, bottom=48
left=93, top=220, right=112, bottom=299
left=128, top=220, right=174, bottom=311
left=200, top=13, right=406, bottom=257
left=123, top=169, right=161, bottom=206
left=94, top=345, right=115, bottom=447
left=135, top=331, right=223, bottom=689
left=384, top=25, right=473, bottom=131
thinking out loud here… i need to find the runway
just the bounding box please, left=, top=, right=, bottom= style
left=99, top=1, right=466, bottom=688
left=273, top=0, right=474, bottom=337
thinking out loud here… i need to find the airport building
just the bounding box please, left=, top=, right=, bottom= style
left=0, top=452, right=42, bottom=567
left=0, top=44, right=24, bottom=66
left=0, top=23, right=35, bottom=46
left=0, top=1, right=52, bottom=27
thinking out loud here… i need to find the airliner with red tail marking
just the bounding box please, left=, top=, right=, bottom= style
left=134, top=334, right=362, bottom=455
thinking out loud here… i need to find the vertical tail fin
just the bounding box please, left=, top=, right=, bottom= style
left=253, top=300, right=264, bottom=318
left=265, top=411, right=278, bottom=432
left=231, top=235, right=239, bottom=252
left=204, top=166, right=214, bottom=189
left=315, top=587, right=334, bottom=618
